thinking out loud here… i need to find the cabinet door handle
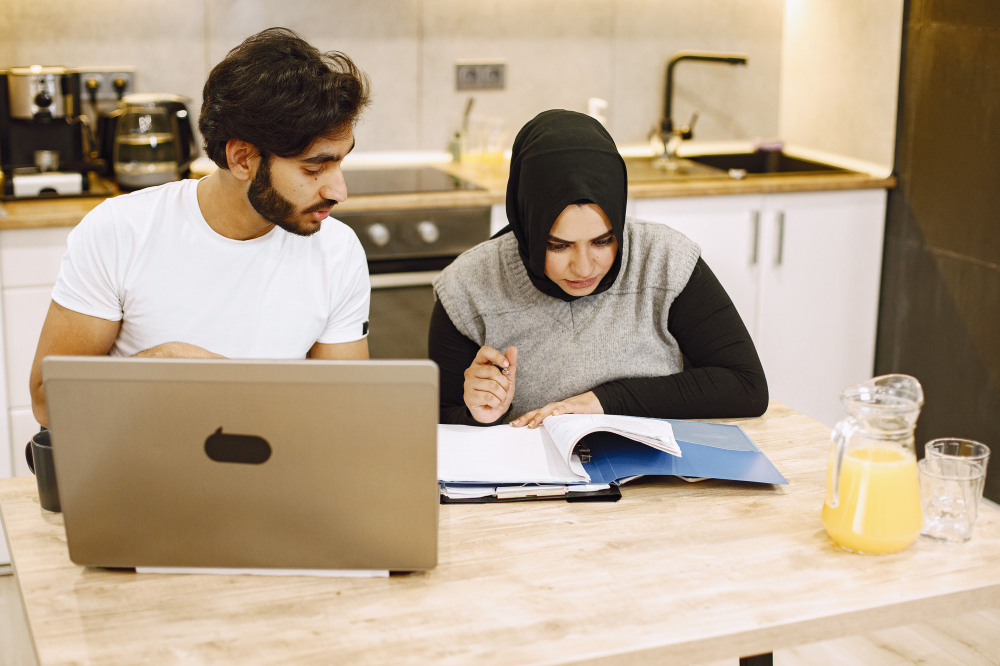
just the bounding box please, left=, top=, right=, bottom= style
left=749, top=210, right=760, bottom=266
left=774, top=211, right=785, bottom=267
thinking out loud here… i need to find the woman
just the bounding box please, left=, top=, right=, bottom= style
left=429, top=109, right=767, bottom=428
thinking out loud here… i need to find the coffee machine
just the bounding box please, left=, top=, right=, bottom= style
left=0, top=66, right=90, bottom=198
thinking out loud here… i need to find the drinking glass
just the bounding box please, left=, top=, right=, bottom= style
left=925, top=438, right=990, bottom=468
left=918, top=455, right=987, bottom=543
left=461, top=116, right=507, bottom=169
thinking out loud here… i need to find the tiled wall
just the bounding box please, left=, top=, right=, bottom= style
left=1, top=0, right=785, bottom=154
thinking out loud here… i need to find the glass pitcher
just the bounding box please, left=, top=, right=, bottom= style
left=113, top=93, right=196, bottom=190
left=821, top=374, right=924, bottom=554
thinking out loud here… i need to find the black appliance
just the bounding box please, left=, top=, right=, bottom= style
left=0, top=66, right=90, bottom=198
left=343, top=166, right=484, bottom=197
left=336, top=167, right=492, bottom=359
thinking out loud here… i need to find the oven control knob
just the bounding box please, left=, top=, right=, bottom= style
left=34, top=92, right=53, bottom=108
left=417, top=221, right=440, bottom=244
left=367, top=223, right=391, bottom=247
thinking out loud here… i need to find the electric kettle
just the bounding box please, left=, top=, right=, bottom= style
left=112, top=93, right=197, bottom=190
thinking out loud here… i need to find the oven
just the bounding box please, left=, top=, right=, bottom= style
left=336, top=167, right=492, bottom=359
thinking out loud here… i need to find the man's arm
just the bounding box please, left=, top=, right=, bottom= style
left=308, top=338, right=369, bottom=360
left=133, top=343, right=227, bottom=359
left=29, top=301, right=121, bottom=427
left=29, top=302, right=230, bottom=427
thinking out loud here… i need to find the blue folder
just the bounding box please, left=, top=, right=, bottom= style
left=581, top=419, right=788, bottom=486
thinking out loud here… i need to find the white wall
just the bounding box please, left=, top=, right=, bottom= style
left=778, top=0, right=906, bottom=170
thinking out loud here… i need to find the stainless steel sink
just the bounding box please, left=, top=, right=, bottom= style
left=624, top=151, right=854, bottom=182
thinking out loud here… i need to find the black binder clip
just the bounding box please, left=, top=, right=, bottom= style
left=577, top=446, right=591, bottom=464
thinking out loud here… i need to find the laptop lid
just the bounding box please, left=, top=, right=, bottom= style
left=42, top=357, right=439, bottom=571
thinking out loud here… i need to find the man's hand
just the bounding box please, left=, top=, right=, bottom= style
left=464, top=345, right=518, bottom=424
left=133, top=342, right=227, bottom=359
left=511, top=391, right=604, bottom=429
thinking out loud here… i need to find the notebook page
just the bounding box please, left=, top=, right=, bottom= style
left=437, top=424, right=585, bottom=484
left=543, top=414, right=682, bottom=463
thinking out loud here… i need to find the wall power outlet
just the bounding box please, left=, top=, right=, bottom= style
left=455, top=62, right=506, bottom=91
left=73, top=67, right=136, bottom=102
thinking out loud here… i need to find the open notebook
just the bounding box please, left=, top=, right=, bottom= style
left=438, top=414, right=787, bottom=502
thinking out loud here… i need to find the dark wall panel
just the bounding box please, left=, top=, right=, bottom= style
left=876, top=0, right=1000, bottom=501
left=905, top=25, right=1000, bottom=264
left=914, top=0, right=1000, bottom=29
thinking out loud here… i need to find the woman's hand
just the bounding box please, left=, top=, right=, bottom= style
left=464, top=345, right=518, bottom=424
left=511, top=391, right=603, bottom=428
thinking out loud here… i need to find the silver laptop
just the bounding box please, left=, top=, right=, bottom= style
left=42, top=356, right=439, bottom=571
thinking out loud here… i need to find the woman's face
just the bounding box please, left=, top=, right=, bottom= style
left=544, top=203, right=619, bottom=297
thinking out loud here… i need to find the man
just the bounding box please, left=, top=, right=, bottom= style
left=29, top=28, right=372, bottom=427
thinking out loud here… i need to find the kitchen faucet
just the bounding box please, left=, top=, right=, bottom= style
left=652, top=51, right=748, bottom=170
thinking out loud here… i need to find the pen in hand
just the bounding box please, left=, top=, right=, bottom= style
left=464, top=345, right=517, bottom=424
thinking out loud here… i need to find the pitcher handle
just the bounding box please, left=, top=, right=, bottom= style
left=829, top=417, right=858, bottom=508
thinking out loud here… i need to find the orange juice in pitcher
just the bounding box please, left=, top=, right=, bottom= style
left=822, top=375, right=925, bottom=554
left=822, top=446, right=923, bottom=553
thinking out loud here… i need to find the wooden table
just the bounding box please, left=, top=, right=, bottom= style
left=2, top=402, right=999, bottom=665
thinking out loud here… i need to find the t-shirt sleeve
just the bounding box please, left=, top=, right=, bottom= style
left=317, top=231, right=370, bottom=344
left=50, top=202, right=124, bottom=321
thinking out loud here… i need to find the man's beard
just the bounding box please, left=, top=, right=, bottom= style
left=247, top=156, right=334, bottom=237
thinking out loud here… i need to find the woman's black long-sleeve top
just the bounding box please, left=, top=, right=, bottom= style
left=429, top=257, right=768, bottom=425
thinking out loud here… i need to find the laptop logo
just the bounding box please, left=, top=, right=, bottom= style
left=204, top=427, right=272, bottom=465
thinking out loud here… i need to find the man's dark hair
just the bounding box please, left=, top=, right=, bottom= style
left=199, top=28, right=370, bottom=169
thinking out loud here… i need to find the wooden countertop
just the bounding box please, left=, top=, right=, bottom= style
left=0, top=162, right=896, bottom=231
left=2, top=401, right=998, bottom=665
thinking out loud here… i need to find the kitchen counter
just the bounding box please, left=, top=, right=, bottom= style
left=439, top=159, right=896, bottom=202
left=0, top=145, right=896, bottom=231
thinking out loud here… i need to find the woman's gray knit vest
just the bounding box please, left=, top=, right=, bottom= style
left=433, top=218, right=701, bottom=421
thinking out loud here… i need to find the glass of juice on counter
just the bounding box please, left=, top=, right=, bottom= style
left=461, top=116, right=507, bottom=169
left=822, top=374, right=925, bottom=554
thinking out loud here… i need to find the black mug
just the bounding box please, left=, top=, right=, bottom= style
left=26, top=429, right=60, bottom=512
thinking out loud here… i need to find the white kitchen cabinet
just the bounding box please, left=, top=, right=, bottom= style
left=10, top=408, right=38, bottom=478
left=0, top=410, right=10, bottom=567
left=0, top=227, right=73, bottom=289
left=489, top=204, right=507, bottom=236
left=1, top=379, right=43, bottom=568
left=0, top=227, right=70, bottom=560
left=3, top=286, right=55, bottom=410
left=0, top=292, right=47, bottom=564
left=631, top=194, right=765, bottom=344
left=631, top=188, right=887, bottom=428
left=755, top=190, right=886, bottom=428
left=0, top=228, right=68, bottom=413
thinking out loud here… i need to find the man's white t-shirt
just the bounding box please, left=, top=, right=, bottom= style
left=52, top=179, right=370, bottom=358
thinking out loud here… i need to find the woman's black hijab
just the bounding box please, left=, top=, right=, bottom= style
left=503, top=109, right=627, bottom=302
